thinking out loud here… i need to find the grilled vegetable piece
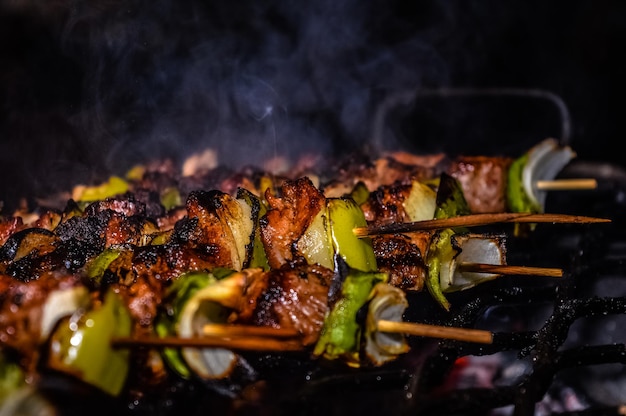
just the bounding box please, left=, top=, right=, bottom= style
left=403, top=180, right=438, bottom=222
left=85, top=247, right=123, bottom=284
left=160, top=187, right=182, bottom=211
left=40, top=285, right=91, bottom=342
left=177, top=271, right=246, bottom=379
left=313, top=263, right=387, bottom=367
left=427, top=230, right=508, bottom=310
left=327, top=197, right=378, bottom=272
left=236, top=188, right=269, bottom=270
left=361, top=178, right=437, bottom=225
left=425, top=228, right=457, bottom=311
left=297, top=199, right=333, bottom=270
left=157, top=269, right=246, bottom=380
left=426, top=173, right=471, bottom=310
left=155, top=271, right=217, bottom=379
left=438, top=233, right=507, bottom=292
left=363, top=283, right=410, bottom=366
left=507, top=138, right=576, bottom=214
left=349, top=181, right=370, bottom=205
left=425, top=174, right=474, bottom=310
left=434, top=173, right=472, bottom=221
left=73, top=176, right=130, bottom=202
left=46, top=289, right=132, bottom=397
left=185, top=190, right=256, bottom=271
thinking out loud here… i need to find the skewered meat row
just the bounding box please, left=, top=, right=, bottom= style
left=0, top=139, right=586, bottom=404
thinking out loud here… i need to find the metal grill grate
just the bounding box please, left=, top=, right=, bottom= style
left=401, top=160, right=626, bottom=416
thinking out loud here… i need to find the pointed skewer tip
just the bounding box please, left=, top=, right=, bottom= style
left=354, top=213, right=611, bottom=238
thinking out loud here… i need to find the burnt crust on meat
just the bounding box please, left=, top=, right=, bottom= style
left=259, top=177, right=326, bottom=269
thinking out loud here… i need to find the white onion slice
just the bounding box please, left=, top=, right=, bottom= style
left=402, top=180, right=437, bottom=222
left=177, top=273, right=246, bottom=379
left=364, top=283, right=410, bottom=366
left=439, top=234, right=507, bottom=292
left=522, top=138, right=576, bottom=211
left=40, top=286, right=90, bottom=342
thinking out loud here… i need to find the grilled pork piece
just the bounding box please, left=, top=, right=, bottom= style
left=260, top=177, right=326, bottom=269
left=372, top=233, right=430, bottom=291
left=233, top=262, right=333, bottom=346
left=106, top=241, right=220, bottom=332
left=184, top=190, right=247, bottom=270
left=322, top=153, right=448, bottom=197
left=448, top=155, right=513, bottom=214
left=361, top=183, right=412, bottom=225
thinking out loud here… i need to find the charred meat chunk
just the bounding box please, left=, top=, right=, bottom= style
left=448, top=156, right=513, bottom=214
left=372, top=233, right=429, bottom=291
left=235, top=263, right=333, bottom=346
left=259, top=177, right=326, bottom=269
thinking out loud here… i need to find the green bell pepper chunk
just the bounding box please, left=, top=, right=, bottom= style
left=349, top=181, right=370, bottom=206
left=328, top=197, right=378, bottom=272
left=76, top=176, right=129, bottom=202
left=156, top=269, right=236, bottom=378
left=313, top=269, right=387, bottom=367
left=434, top=173, right=472, bottom=220
left=160, top=187, right=183, bottom=211
left=156, top=271, right=218, bottom=378
left=507, top=153, right=539, bottom=214
left=425, top=174, right=472, bottom=310
left=85, top=248, right=122, bottom=284
left=47, top=290, right=132, bottom=397
left=425, top=228, right=456, bottom=311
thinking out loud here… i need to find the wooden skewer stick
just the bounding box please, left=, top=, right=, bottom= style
left=458, top=262, right=563, bottom=277
left=112, top=318, right=499, bottom=351
left=111, top=335, right=305, bottom=352
left=353, top=212, right=611, bottom=237
left=202, top=324, right=300, bottom=338
left=535, top=178, right=598, bottom=191
left=377, top=320, right=493, bottom=344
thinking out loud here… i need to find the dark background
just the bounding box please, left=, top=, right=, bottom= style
left=1, top=0, right=625, bottom=212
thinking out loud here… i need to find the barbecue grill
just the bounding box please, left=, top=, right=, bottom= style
left=7, top=198, right=625, bottom=416
left=2, top=91, right=622, bottom=416
left=1, top=2, right=626, bottom=416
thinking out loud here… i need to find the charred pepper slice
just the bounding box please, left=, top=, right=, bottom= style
left=425, top=228, right=456, bottom=311
left=313, top=267, right=387, bottom=367
left=155, top=271, right=217, bottom=379
left=156, top=269, right=248, bottom=380
left=46, top=289, right=132, bottom=397
left=426, top=173, right=473, bottom=310
left=236, top=188, right=269, bottom=271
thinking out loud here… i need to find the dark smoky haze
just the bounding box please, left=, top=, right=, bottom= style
left=1, top=0, right=625, bottom=212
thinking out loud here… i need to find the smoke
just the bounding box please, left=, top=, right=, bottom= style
left=3, top=0, right=624, bottom=211
left=55, top=0, right=449, bottom=170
